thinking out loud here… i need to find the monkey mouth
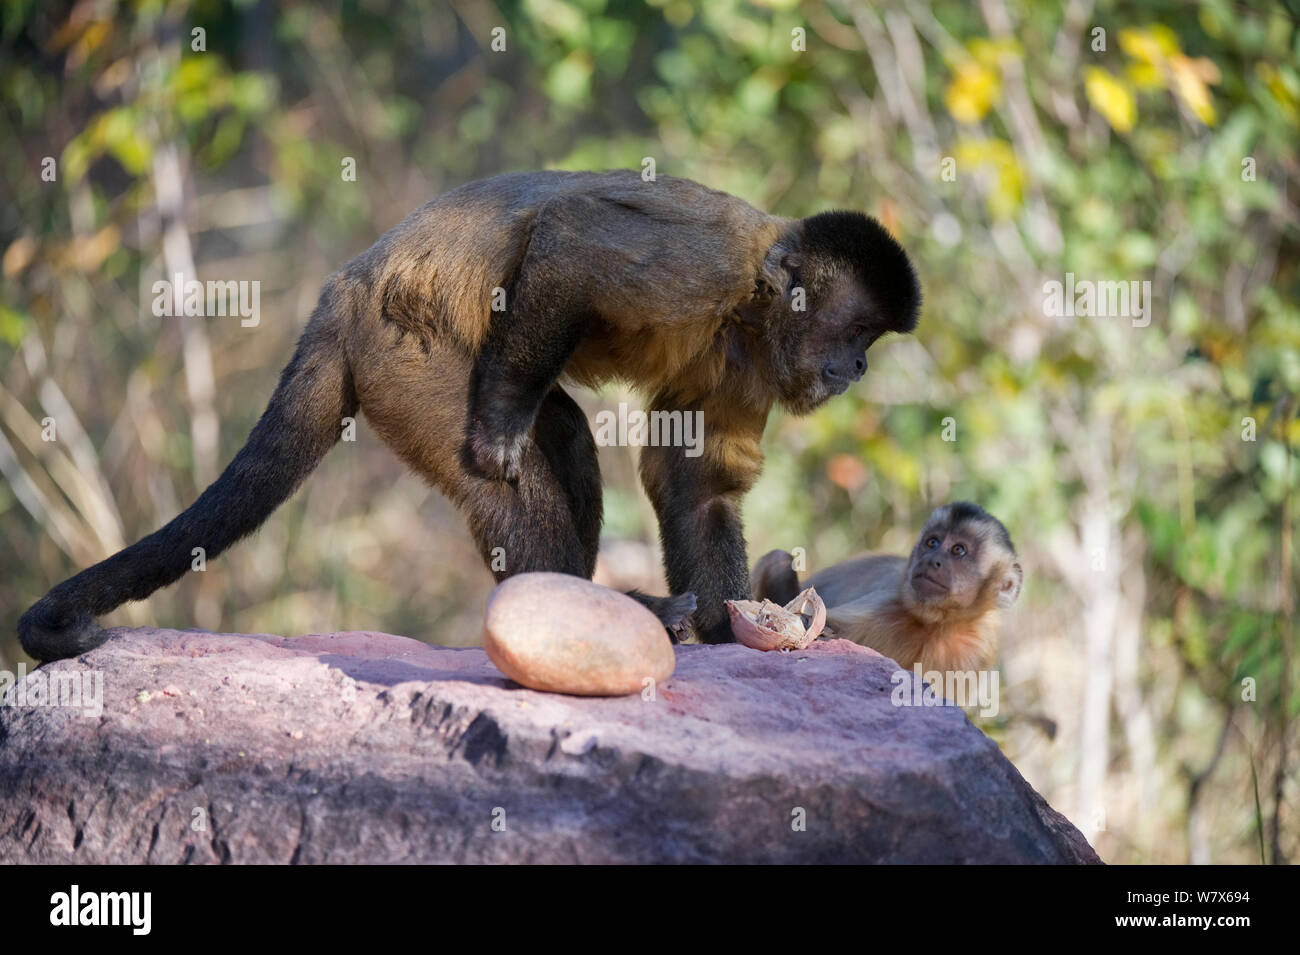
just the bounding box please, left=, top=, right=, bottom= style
left=911, top=572, right=948, bottom=596
left=823, top=376, right=852, bottom=397
left=781, top=382, right=834, bottom=415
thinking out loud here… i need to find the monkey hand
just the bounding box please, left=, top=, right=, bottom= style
left=625, top=590, right=697, bottom=643
left=658, top=591, right=698, bottom=644
left=465, top=417, right=532, bottom=483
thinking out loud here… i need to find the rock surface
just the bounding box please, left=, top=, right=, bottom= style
left=483, top=572, right=674, bottom=695
left=0, top=627, right=1100, bottom=864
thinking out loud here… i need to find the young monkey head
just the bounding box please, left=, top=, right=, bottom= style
left=902, top=502, right=1023, bottom=627
left=753, top=501, right=1021, bottom=674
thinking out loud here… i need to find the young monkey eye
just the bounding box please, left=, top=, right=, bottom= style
left=952, top=543, right=967, bottom=557
left=926, top=537, right=940, bottom=549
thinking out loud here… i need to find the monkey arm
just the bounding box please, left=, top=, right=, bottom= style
left=639, top=392, right=768, bottom=644
left=806, top=554, right=908, bottom=608
left=824, top=596, right=884, bottom=637
left=465, top=257, right=593, bottom=482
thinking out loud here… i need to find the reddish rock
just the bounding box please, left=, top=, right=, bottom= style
left=0, top=627, right=1099, bottom=864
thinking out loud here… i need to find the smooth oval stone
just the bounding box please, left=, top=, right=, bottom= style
left=483, top=572, right=675, bottom=696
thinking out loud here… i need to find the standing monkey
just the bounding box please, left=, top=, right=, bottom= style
left=752, top=503, right=1022, bottom=672
left=19, top=170, right=920, bottom=661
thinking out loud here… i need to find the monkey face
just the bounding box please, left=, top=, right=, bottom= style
left=903, top=504, right=1023, bottom=617
left=907, top=526, right=975, bottom=608
left=766, top=268, right=885, bottom=413
left=762, top=211, right=920, bottom=415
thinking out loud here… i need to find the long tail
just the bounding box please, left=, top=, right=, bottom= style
left=18, top=293, right=357, bottom=662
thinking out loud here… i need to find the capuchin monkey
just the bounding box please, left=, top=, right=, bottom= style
left=19, top=170, right=920, bottom=661
left=752, top=502, right=1021, bottom=673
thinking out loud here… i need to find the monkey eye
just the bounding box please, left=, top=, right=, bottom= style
left=952, top=543, right=967, bottom=557
left=926, top=537, right=940, bottom=549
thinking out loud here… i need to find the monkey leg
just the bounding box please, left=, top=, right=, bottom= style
left=751, top=550, right=801, bottom=605
left=354, top=336, right=588, bottom=570
left=464, top=218, right=597, bottom=482
left=639, top=392, right=768, bottom=644
left=454, top=388, right=606, bottom=581
left=488, top=387, right=695, bottom=632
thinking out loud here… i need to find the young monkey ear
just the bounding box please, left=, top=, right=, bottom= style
left=997, top=561, right=1024, bottom=609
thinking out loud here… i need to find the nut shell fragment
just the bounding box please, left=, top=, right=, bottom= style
left=726, top=587, right=827, bottom=651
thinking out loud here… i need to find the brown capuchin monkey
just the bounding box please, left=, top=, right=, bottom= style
left=19, top=170, right=920, bottom=661
left=751, top=502, right=1022, bottom=673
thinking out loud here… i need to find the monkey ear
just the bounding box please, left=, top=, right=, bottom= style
left=997, top=562, right=1024, bottom=609
left=775, top=251, right=805, bottom=295
left=756, top=235, right=802, bottom=302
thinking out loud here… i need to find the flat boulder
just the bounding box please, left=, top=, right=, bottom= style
left=0, top=627, right=1100, bottom=864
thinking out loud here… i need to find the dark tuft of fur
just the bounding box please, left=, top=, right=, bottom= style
left=944, top=500, right=1016, bottom=555
left=801, top=210, right=921, bottom=334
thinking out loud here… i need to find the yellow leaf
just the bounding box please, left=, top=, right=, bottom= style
left=1170, top=55, right=1219, bottom=126
left=1084, top=67, right=1136, bottom=133
left=1148, top=24, right=1182, bottom=57
left=945, top=59, right=1000, bottom=125
left=1124, top=61, right=1163, bottom=91
left=969, top=37, right=1020, bottom=67
left=953, top=138, right=1023, bottom=220
left=1256, top=63, right=1299, bottom=124
left=1118, top=25, right=1180, bottom=66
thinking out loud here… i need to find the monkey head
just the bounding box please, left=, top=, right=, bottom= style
left=901, top=502, right=1023, bottom=621
left=746, top=211, right=921, bottom=414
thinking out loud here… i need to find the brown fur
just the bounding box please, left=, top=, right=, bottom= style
left=346, top=175, right=784, bottom=488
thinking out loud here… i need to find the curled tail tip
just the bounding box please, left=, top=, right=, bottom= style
left=17, top=599, right=108, bottom=662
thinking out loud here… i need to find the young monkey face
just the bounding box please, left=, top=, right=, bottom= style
left=903, top=503, right=1023, bottom=616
